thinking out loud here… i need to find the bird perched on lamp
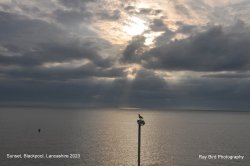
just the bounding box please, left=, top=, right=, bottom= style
left=137, top=114, right=145, bottom=126
left=138, top=114, right=143, bottom=119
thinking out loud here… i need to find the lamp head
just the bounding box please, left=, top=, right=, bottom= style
left=137, top=119, right=145, bottom=126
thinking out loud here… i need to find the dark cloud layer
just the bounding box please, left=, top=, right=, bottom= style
left=53, top=9, right=91, bottom=25
left=0, top=41, right=111, bottom=68
left=57, top=0, right=94, bottom=9
left=150, top=19, right=168, bottom=32
left=1, top=64, right=125, bottom=81
left=0, top=11, right=112, bottom=68
left=1, top=1, right=250, bottom=110
left=120, top=36, right=145, bottom=63
left=1, top=71, right=250, bottom=109
left=0, top=11, right=64, bottom=46
left=202, top=72, right=250, bottom=79
left=143, top=23, right=250, bottom=72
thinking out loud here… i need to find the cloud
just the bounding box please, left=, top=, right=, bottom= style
left=1, top=63, right=125, bottom=81
left=57, top=0, right=94, bottom=9
left=143, top=21, right=250, bottom=72
left=176, top=21, right=198, bottom=34
left=0, top=42, right=111, bottom=68
left=0, top=11, right=64, bottom=46
left=123, top=4, right=162, bottom=16
left=202, top=72, right=250, bottom=78
left=1, top=0, right=250, bottom=109
left=1, top=68, right=250, bottom=109
left=124, top=5, right=135, bottom=13
left=150, top=19, right=168, bottom=31
left=0, top=68, right=170, bottom=107
left=53, top=9, right=91, bottom=25
left=120, top=36, right=146, bottom=63
left=174, top=4, right=190, bottom=17
left=0, top=11, right=112, bottom=68
left=97, top=9, right=120, bottom=20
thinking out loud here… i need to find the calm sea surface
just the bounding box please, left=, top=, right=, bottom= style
left=0, top=107, right=249, bottom=166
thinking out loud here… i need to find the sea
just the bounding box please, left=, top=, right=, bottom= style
left=0, top=107, right=249, bottom=166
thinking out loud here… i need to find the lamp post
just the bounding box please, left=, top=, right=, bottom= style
left=137, top=114, right=145, bottom=166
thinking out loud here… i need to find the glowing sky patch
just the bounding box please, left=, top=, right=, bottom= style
left=123, top=16, right=149, bottom=36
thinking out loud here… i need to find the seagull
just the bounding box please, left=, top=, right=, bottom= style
left=138, top=114, right=143, bottom=119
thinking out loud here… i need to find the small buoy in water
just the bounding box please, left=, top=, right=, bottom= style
left=38, top=129, right=41, bottom=133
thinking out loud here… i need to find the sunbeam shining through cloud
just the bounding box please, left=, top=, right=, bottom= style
left=1, top=0, right=250, bottom=109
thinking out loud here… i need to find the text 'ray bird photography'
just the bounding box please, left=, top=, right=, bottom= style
left=0, top=0, right=250, bottom=166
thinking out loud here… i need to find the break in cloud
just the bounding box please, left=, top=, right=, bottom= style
left=1, top=0, right=250, bottom=110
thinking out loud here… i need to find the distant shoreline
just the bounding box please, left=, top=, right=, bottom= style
left=0, top=103, right=249, bottom=112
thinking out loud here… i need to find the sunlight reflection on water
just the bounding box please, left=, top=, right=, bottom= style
left=0, top=108, right=249, bottom=166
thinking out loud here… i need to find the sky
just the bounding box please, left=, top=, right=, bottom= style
left=1, top=0, right=250, bottom=110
